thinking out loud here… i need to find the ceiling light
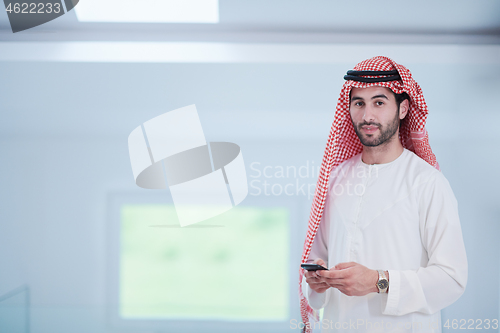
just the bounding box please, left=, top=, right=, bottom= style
left=75, top=0, right=219, bottom=23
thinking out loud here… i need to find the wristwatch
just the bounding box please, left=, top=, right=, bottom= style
left=376, top=270, right=389, bottom=293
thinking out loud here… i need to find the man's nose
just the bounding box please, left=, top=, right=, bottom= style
left=362, top=104, right=376, bottom=122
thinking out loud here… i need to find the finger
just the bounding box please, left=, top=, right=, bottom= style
left=305, top=277, right=320, bottom=284
left=320, top=273, right=347, bottom=285
left=304, top=271, right=315, bottom=278
left=306, top=270, right=324, bottom=278
left=308, top=280, right=329, bottom=287
left=313, top=258, right=326, bottom=267
left=305, top=274, right=323, bottom=282
left=317, top=269, right=344, bottom=280
left=305, top=270, right=322, bottom=279
left=335, top=262, right=357, bottom=270
left=306, top=279, right=329, bottom=288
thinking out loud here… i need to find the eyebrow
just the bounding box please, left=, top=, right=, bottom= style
left=371, top=94, right=389, bottom=100
left=350, top=94, right=389, bottom=102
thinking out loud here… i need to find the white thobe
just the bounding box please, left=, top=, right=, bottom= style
left=302, top=148, right=467, bottom=332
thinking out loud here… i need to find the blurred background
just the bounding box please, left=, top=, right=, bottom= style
left=0, top=1, right=499, bottom=332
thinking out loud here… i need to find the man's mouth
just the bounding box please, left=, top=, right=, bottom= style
left=360, top=125, right=379, bottom=134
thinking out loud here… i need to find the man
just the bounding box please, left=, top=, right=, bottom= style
left=299, top=56, right=467, bottom=332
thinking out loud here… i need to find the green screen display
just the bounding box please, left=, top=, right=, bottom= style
left=120, top=205, right=290, bottom=321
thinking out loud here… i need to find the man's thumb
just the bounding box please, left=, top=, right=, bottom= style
left=314, top=258, right=326, bottom=267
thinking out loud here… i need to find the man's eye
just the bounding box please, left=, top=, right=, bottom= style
left=354, top=102, right=364, bottom=107
left=375, top=101, right=384, bottom=106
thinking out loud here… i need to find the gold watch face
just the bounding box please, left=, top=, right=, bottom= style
left=377, top=280, right=388, bottom=290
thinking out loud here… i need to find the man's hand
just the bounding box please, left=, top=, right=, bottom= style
left=304, top=259, right=330, bottom=294
left=316, top=262, right=379, bottom=296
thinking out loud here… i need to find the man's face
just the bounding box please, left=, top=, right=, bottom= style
left=349, top=86, right=405, bottom=147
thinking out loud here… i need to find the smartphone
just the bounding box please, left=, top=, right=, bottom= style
left=301, top=263, right=328, bottom=271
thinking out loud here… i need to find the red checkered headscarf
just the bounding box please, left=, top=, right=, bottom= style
left=298, top=56, right=439, bottom=332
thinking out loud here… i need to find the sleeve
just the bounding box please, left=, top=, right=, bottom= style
left=383, top=172, right=468, bottom=315
left=301, top=189, right=332, bottom=310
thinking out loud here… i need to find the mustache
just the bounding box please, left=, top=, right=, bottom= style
left=358, top=122, right=381, bottom=128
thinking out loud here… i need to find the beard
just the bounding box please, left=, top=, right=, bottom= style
left=352, top=109, right=400, bottom=147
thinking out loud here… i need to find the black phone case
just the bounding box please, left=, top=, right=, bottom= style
left=301, top=263, right=328, bottom=271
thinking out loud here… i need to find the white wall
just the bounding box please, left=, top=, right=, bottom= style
left=0, top=45, right=499, bottom=332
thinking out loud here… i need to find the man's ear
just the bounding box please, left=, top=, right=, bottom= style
left=399, top=99, right=409, bottom=120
